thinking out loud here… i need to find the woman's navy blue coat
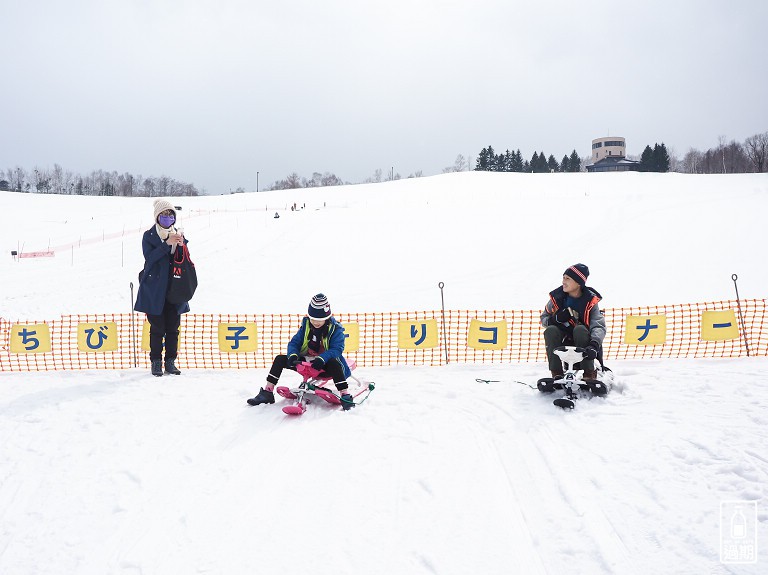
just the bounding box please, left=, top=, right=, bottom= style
left=134, top=226, right=190, bottom=316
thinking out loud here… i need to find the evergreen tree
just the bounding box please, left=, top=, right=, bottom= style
left=523, top=160, right=531, bottom=172
left=502, top=149, right=513, bottom=172
left=560, top=155, right=570, bottom=173
left=530, top=152, right=540, bottom=173
left=475, top=147, right=486, bottom=170
left=640, top=145, right=654, bottom=172
left=491, top=150, right=504, bottom=172
left=535, top=151, right=549, bottom=173
left=512, top=150, right=524, bottom=172
left=475, top=146, right=495, bottom=171
left=568, top=150, right=581, bottom=172
left=653, top=143, right=670, bottom=172
left=547, top=155, right=559, bottom=173
left=486, top=151, right=495, bottom=171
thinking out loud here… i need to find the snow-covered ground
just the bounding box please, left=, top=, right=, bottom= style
left=1, top=172, right=767, bottom=574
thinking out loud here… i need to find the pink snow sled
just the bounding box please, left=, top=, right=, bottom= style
left=276, top=359, right=374, bottom=415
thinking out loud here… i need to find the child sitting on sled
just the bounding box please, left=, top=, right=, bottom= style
left=540, top=263, right=606, bottom=380
left=247, top=293, right=355, bottom=410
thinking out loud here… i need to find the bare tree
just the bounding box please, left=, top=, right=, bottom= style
left=303, top=172, right=323, bottom=188
left=33, top=167, right=51, bottom=193
left=443, top=154, right=467, bottom=173
left=9, top=166, right=27, bottom=192
left=51, top=164, right=64, bottom=193
left=171, top=181, right=199, bottom=196
left=64, top=170, right=75, bottom=194
left=285, top=173, right=301, bottom=189
left=744, top=132, right=768, bottom=172
left=131, top=174, right=141, bottom=196
left=141, top=177, right=156, bottom=197
left=718, top=135, right=728, bottom=173
left=680, top=148, right=703, bottom=173
left=697, top=138, right=749, bottom=174
left=666, top=146, right=679, bottom=172
left=725, top=140, right=749, bottom=173
left=156, top=176, right=172, bottom=197
left=115, top=173, right=131, bottom=196
left=269, top=173, right=302, bottom=190
left=2, top=162, right=200, bottom=197
left=323, top=173, right=343, bottom=186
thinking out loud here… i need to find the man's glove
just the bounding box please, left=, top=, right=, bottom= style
left=554, top=307, right=573, bottom=326
left=310, top=357, right=326, bottom=371
left=286, top=354, right=299, bottom=369
left=583, top=341, right=600, bottom=361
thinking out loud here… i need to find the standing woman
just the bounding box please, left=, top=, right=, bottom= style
left=135, top=199, right=189, bottom=376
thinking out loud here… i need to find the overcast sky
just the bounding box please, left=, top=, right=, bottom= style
left=2, top=0, right=766, bottom=193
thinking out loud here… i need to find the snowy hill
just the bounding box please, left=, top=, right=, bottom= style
left=2, top=172, right=767, bottom=319
left=1, top=172, right=767, bottom=574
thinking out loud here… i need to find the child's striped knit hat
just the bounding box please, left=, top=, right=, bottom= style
left=564, top=263, right=589, bottom=286
left=308, top=293, right=332, bottom=320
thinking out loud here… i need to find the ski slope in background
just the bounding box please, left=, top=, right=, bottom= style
left=1, top=172, right=767, bottom=319
left=1, top=172, right=767, bottom=574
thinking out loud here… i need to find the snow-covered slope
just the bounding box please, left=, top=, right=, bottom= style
left=1, top=171, right=766, bottom=320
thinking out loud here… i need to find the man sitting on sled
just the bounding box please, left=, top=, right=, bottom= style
left=247, top=293, right=355, bottom=410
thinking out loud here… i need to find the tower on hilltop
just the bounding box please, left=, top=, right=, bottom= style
left=586, top=136, right=640, bottom=172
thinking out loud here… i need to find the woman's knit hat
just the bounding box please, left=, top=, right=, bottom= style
left=308, top=293, right=332, bottom=320
left=153, top=199, right=176, bottom=222
left=564, top=263, right=590, bottom=286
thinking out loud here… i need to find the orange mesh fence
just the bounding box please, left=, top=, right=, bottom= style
left=1, top=299, right=766, bottom=372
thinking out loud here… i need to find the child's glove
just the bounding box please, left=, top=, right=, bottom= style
left=310, top=357, right=325, bottom=371
left=286, top=354, right=299, bottom=368
left=554, top=308, right=573, bottom=326
left=582, top=341, right=600, bottom=361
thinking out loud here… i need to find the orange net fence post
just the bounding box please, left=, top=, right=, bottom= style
left=1, top=300, right=766, bottom=372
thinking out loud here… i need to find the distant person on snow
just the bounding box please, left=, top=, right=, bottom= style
left=134, top=199, right=189, bottom=377
left=540, top=264, right=606, bottom=379
left=247, top=293, right=355, bottom=410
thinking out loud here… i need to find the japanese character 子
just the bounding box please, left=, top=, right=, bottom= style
left=225, top=326, right=249, bottom=350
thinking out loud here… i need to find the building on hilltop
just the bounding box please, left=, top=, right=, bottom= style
left=586, top=136, right=641, bottom=172
left=586, top=155, right=642, bottom=172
